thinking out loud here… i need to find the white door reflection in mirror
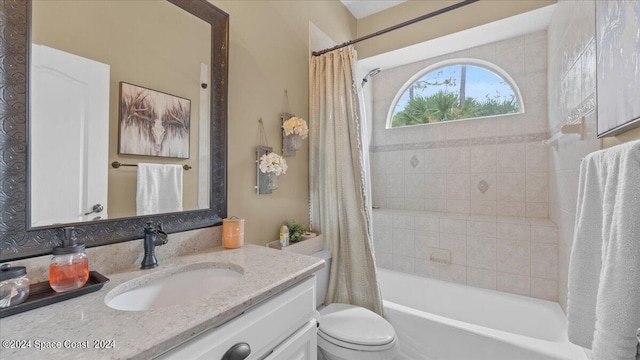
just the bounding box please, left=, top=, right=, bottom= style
left=30, top=45, right=109, bottom=227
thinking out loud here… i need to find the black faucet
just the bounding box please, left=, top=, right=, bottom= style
left=141, top=221, right=168, bottom=269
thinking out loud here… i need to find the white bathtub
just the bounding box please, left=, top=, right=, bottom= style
left=378, top=268, right=588, bottom=360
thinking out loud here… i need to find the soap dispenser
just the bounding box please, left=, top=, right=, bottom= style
left=49, top=227, right=89, bottom=293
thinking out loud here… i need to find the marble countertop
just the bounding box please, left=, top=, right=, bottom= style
left=0, top=245, right=324, bottom=359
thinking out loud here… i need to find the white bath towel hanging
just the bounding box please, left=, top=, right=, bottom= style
left=567, top=140, right=640, bottom=360
left=136, top=163, right=183, bottom=216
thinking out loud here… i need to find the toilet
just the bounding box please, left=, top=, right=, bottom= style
left=311, top=250, right=399, bottom=360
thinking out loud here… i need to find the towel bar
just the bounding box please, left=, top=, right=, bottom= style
left=111, top=161, right=192, bottom=171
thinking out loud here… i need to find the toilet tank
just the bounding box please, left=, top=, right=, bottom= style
left=311, top=250, right=332, bottom=307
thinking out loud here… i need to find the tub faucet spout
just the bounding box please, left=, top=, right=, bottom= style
left=141, top=221, right=168, bottom=269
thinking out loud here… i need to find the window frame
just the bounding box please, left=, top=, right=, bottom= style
left=385, top=58, right=525, bottom=129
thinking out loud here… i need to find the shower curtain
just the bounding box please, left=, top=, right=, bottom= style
left=309, top=46, right=383, bottom=315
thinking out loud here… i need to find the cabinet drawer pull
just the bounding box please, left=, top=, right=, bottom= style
left=221, top=342, right=251, bottom=360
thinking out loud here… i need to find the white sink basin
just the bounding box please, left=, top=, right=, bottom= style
left=105, top=263, right=243, bottom=311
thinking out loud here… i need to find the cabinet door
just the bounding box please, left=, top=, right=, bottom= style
left=264, top=320, right=317, bottom=360
left=155, top=278, right=315, bottom=360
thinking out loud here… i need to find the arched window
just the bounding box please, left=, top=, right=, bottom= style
left=387, top=59, right=523, bottom=128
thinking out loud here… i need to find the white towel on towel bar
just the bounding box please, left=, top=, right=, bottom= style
left=567, top=140, right=640, bottom=360
left=136, top=163, right=183, bottom=216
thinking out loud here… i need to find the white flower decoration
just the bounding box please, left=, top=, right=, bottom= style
left=282, top=116, right=309, bottom=139
left=259, top=152, right=288, bottom=176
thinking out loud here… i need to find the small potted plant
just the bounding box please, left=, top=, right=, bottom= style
left=259, top=152, right=287, bottom=190
left=267, top=221, right=323, bottom=255
left=285, top=221, right=306, bottom=244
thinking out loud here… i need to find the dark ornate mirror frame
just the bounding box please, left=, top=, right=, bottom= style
left=0, top=0, right=228, bottom=261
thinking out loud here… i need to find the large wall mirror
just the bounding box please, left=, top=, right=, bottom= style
left=0, top=0, right=228, bottom=261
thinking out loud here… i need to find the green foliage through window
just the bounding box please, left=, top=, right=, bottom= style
left=390, top=64, right=521, bottom=128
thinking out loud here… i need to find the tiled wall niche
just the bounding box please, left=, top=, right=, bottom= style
left=373, top=209, right=559, bottom=301
left=370, top=31, right=549, bottom=218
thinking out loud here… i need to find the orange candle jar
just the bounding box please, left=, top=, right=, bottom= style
left=223, top=217, right=244, bottom=249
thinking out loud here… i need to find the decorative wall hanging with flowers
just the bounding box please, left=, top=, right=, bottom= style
left=256, top=148, right=287, bottom=194
left=281, top=113, right=309, bottom=157
left=256, top=118, right=288, bottom=194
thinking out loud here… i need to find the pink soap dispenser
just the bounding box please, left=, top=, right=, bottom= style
left=49, top=227, right=89, bottom=293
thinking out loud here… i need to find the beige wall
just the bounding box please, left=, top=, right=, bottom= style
left=547, top=0, right=640, bottom=311
left=210, top=0, right=356, bottom=245
left=32, top=1, right=210, bottom=218
left=603, top=126, right=640, bottom=149
left=355, top=0, right=556, bottom=59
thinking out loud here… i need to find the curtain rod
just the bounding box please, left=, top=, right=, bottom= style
left=312, top=0, right=480, bottom=57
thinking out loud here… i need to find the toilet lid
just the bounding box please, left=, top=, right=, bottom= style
left=318, top=303, right=396, bottom=347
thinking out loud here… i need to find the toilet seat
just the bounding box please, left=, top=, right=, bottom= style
left=318, top=330, right=398, bottom=351
left=318, top=303, right=397, bottom=350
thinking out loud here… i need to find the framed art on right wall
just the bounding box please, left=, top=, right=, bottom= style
left=596, top=0, right=640, bottom=137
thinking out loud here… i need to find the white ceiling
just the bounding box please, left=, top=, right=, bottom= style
left=340, top=0, right=407, bottom=19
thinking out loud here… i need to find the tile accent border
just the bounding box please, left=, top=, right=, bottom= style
left=370, top=132, right=549, bottom=152
left=550, top=92, right=596, bottom=135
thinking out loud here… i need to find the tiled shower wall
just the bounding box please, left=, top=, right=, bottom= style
left=373, top=209, right=559, bottom=301
left=547, top=0, right=640, bottom=311
left=370, top=31, right=550, bottom=218
left=547, top=0, right=601, bottom=311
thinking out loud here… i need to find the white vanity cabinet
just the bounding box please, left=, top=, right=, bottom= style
left=155, top=277, right=317, bottom=360
left=264, top=319, right=317, bottom=360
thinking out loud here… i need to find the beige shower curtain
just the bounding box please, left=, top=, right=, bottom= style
left=309, top=46, right=383, bottom=315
